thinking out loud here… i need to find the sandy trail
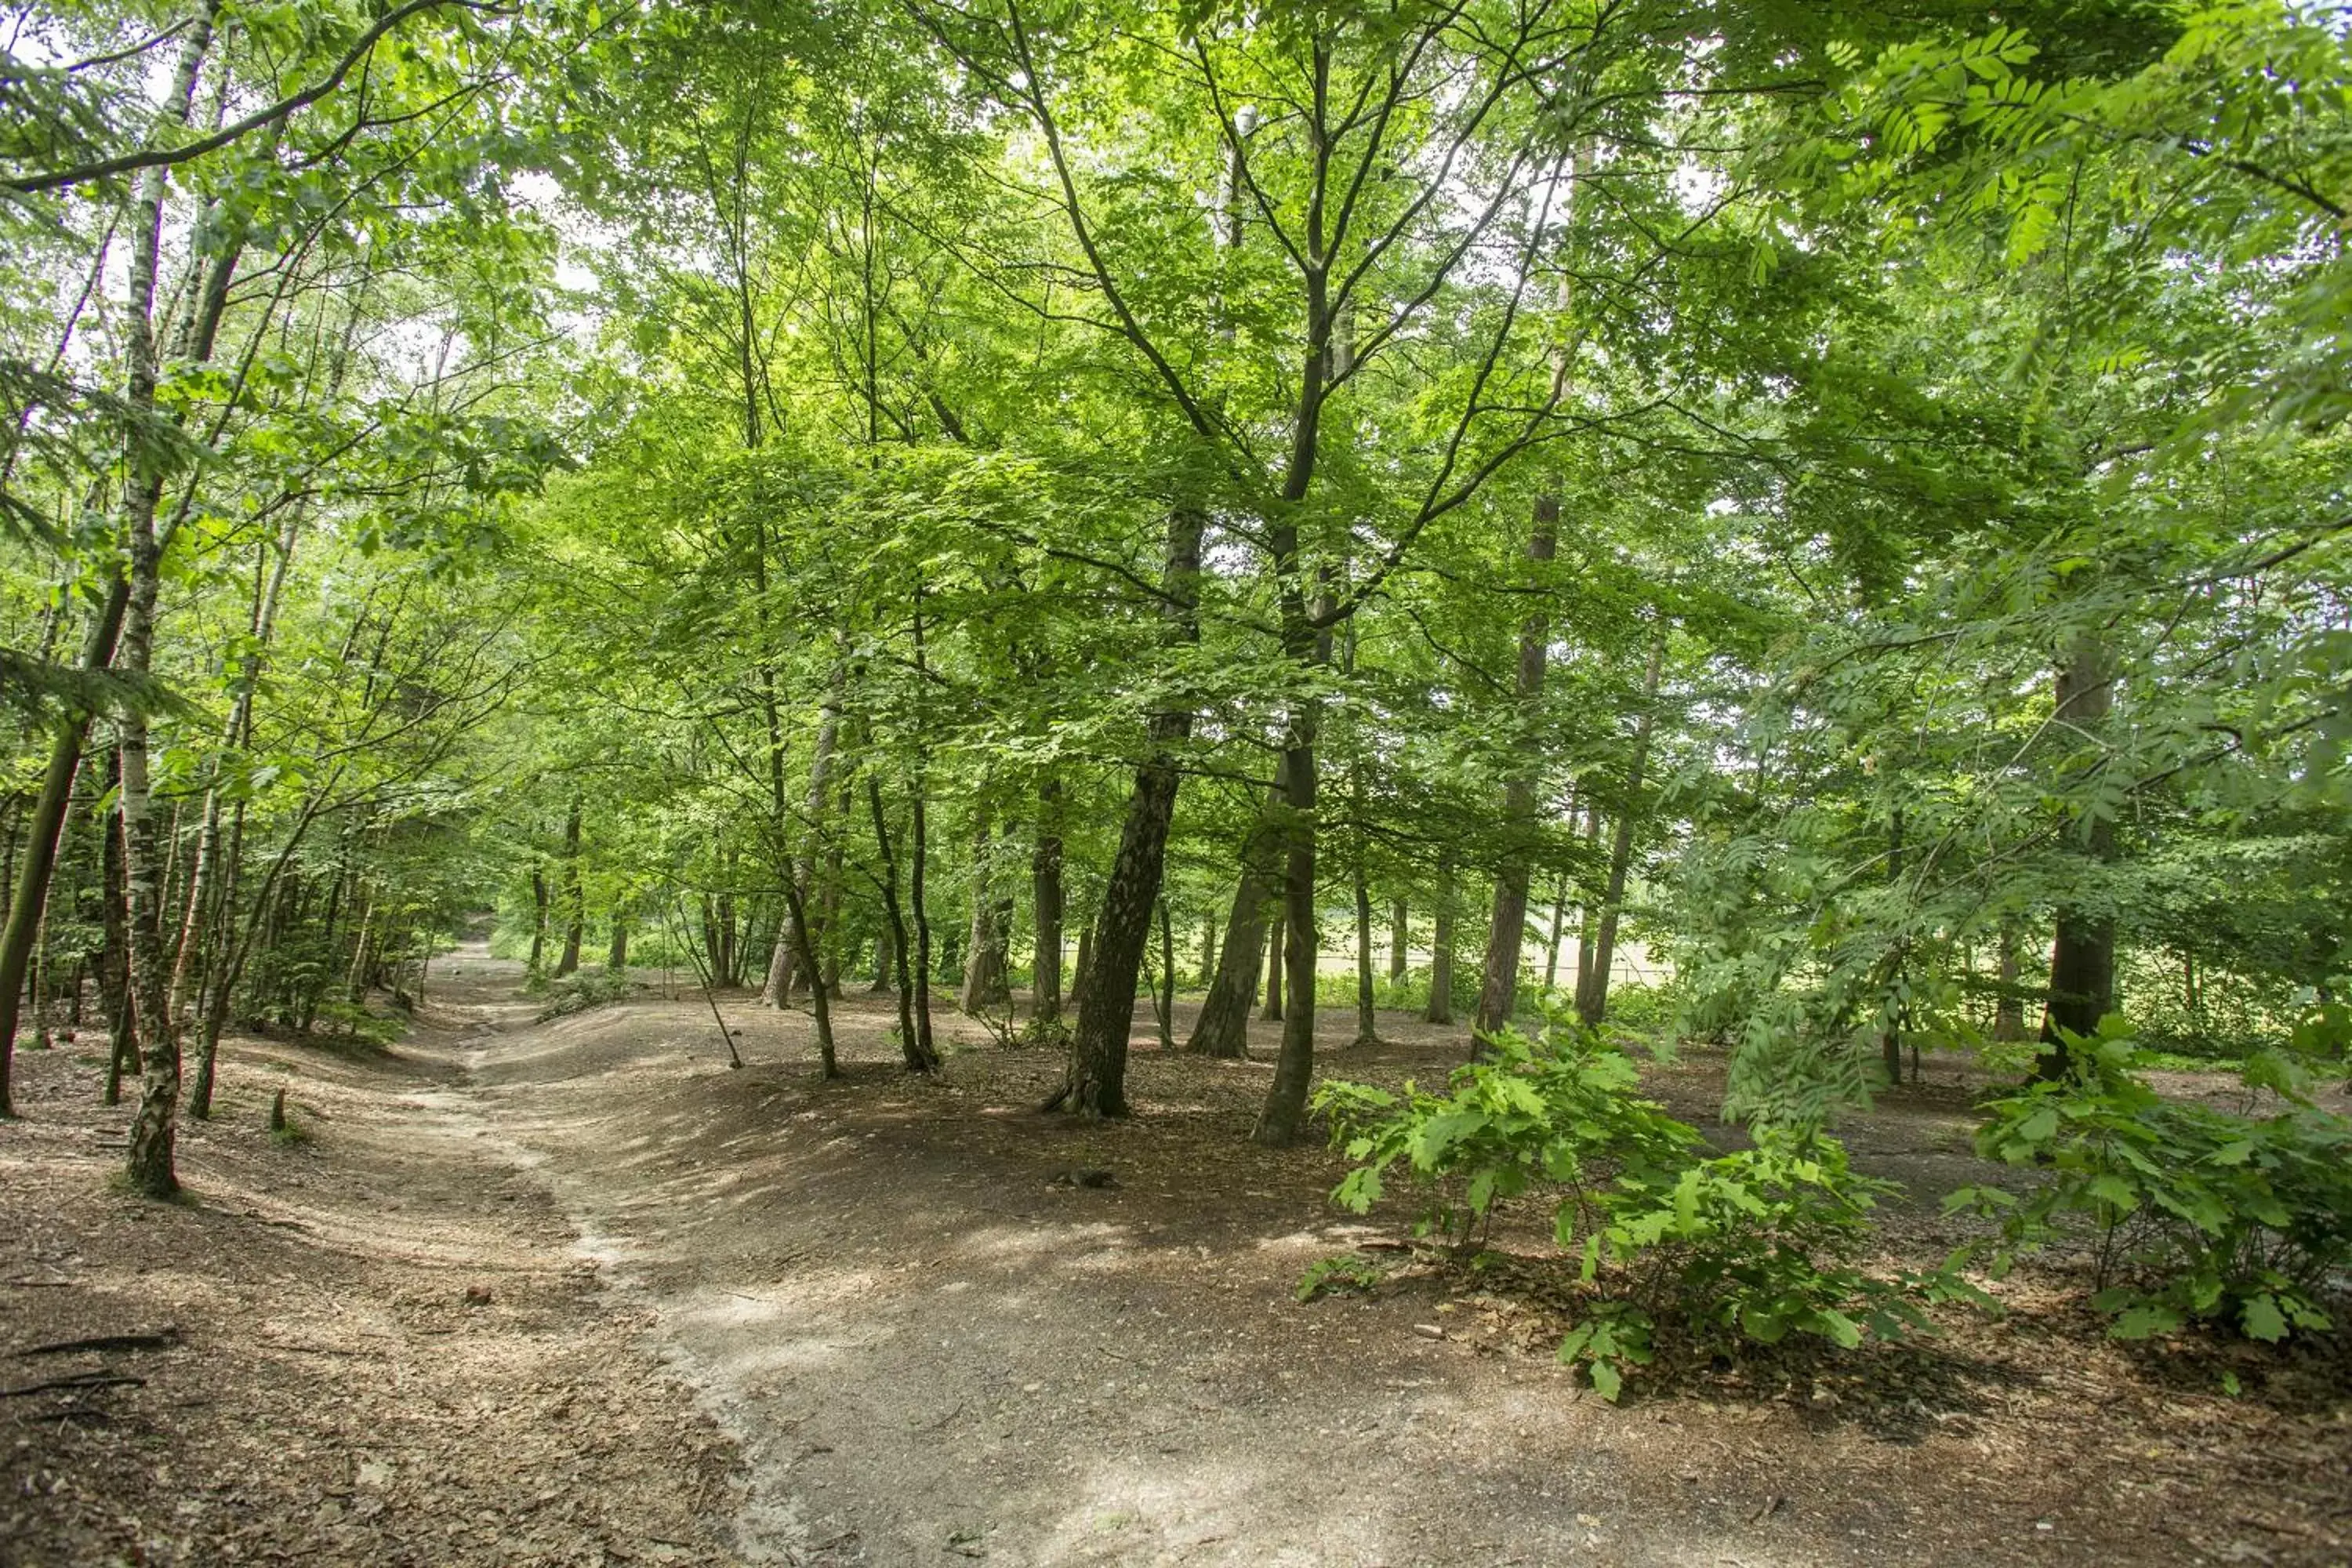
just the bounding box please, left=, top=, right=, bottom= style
left=412, top=944, right=2303, bottom=1568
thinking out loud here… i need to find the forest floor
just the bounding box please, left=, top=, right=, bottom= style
left=5, top=948, right=2350, bottom=1567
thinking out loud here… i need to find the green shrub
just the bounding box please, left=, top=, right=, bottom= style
left=1955, top=1015, right=2352, bottom=1342
left=1315, top=1012, right=1965, bottom=1399
left=535, top=969, right=637, bottom=1021
left=1602, top=978, right=1684, bottom=1033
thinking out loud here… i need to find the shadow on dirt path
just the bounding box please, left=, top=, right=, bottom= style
left=416, top=944, right=2346, bottom=1567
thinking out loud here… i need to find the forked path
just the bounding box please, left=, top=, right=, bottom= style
left=412, top=943, right=2312, bottom=1568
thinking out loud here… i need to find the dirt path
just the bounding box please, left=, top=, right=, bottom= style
left=1, top=964, right=735, bottom=1566
left=9, top=949, right=2347, bottom=1566
left=443, top=950, right=2346, bottom=1567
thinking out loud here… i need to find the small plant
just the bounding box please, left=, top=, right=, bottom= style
left=1953, top=1016, right=2352, bottom=1342
left=1316, top=1011, right=1964, bottom=1399
left=1295, top=1254, right=1385, bottom=1302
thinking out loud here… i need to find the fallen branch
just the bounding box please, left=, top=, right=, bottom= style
left=2, top=1372, right=147, bottom=1398
left=14, top=1327, right=180, bottom=1357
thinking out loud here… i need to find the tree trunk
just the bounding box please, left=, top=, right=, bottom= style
left=528, top=870, right=548, bottom=971
left=1048, top=510, right=1204, bottom=1117
left=100, top=767, right=137, bottom=1106
left=1352, top=854, right=1376, bottom=1046
left=1577, top=636, right=1664, bottom=1027
left=121, top=5, right=221, bottom=1195
left=1994, top=920, right=2025, bottom=1041
left=1186, top=771, right=1284, bottom=1057
left=2037, top=635, right=2118, bottom=1076
left=910, top=773, right=937, bottom=1067
left=1252, top=712, right=1323, bottom=1145
left=1475, top=495, right=1559, bottom=1041
left=1030, top=782, right=1064, bottom=1025
left=608, top=916, right=628, bottom=972
left=1261, top=914, right=1285, bottom=1021
left=0, top=586, right=129, bottom=1117
left=1424, top=851, right=1456, bottom=1024
left=1572, top=804, right=1602, bottom=1008
left=1154, top=897, right=1176, bottom=1052
left=555, top=797, right=583, bottom=978
left=866, top=777, right=935, bottom=1071
left=1388, top=898, right=1407, bottom=983
left=959, top=820, right=1012, bottom=1013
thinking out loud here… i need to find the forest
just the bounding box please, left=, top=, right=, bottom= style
left=2, top=0, right=2350, bottom=1563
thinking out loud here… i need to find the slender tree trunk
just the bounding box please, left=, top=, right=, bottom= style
left=773, top=673, right=844, bottom=1004
left=1388, top=898, right=1407, bottom=983
left=121, top=5, right=221, bottom=1194
left=1254, top=573, right=1335, bottom=1148
left=1572, top=804, right=1602, bottom=1008
left=1187, top=770, right=1283, bottom=1057
left=554, top=797, right=583, bottom=978
left=0, top=588, right=128, bottom=1116
left=910, top=777, right=936, bottom=1067
left=1261, top=916, right=1285, bottom=1021
left=528, top=870, right=548, bottom=972
left=1048, top=510, right=1204, bottom=1116
left=1154, top=897, right=1176, bottom=1053
left=2037, top=635, right=2118, bottom=1076
left=1577, top=637, right=1664, bottom=1028
left=1030, top=781, right=1064, bottom=1025
left=100, top=768, right=137, bottom=1105
left=959, top=819, right=1012, bottom=1012
left=866, top=777, right=935, bottom=1071
left=1424, top=851, right=1456, bottom=1023
left=1352, top=856, right=1376, bottom=1046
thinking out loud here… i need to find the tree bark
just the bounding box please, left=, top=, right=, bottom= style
left=2037, top=635, right=2117, bottom=1076
left=1352, top=851, right=1376, bottom=1046
left=121, top=4, right=221, bottom=1193
left=958, top=819, right=1012, bottom=1012
left=866, top=777, right=935, bottom=1071
left=1260, top=913, right=1285, bottom=1021
left=99, top=761, right=137, bottom=1106
left=1188, top=771, right=1283, bottom=1058
left=1994, top=920, right=2025, bottom=1041
left=1388, top=898, right=1407, bottom=983
left=1047, top=509, right=1204, bottom=1116
left=0, top=586, right=122, bottom=1116
left=554, top=797, right=583, bottom=978
left=1030, top=781, right=1064, bottom=1025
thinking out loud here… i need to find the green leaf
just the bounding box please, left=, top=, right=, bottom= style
left=2241, top=1294, right=2288, bottom=1343
left=2109, top=1304, right=2183, bottom=1340
left=1588, top=1359, right=1623, bottom=1402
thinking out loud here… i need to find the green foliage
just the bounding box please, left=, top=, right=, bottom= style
left=1954, top=1018, right=2352, bottom=1343
left=534, top=970, right=639, bottom=1022
left=1601, top=979, right=1685, bottom=1036
left=1317, top=1014, right=1963, bottom=1399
